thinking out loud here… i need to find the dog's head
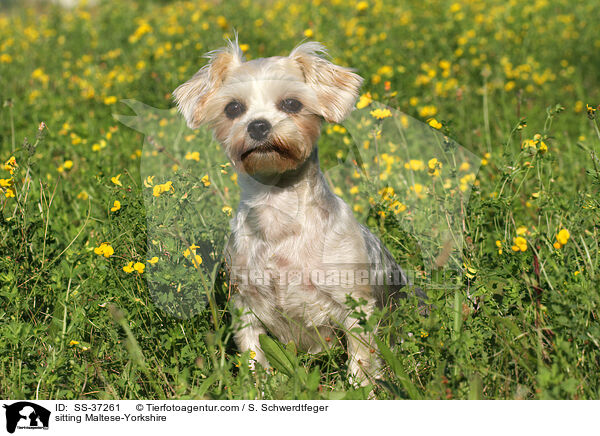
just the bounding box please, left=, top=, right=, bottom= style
left=173, top=40, right=362, bottom=177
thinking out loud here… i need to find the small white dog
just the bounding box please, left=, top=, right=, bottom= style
left=174, top=39, right=412, bottom=383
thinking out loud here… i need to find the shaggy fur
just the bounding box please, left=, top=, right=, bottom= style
left=174, top=39, right=410, bottom=383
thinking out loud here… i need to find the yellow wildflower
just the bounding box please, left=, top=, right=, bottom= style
left=147, top=257, right=159, bottom=265
left=428, top=158, right=442, bottom=176
left=222, top=205, right=233, bottom=216
left=201, top=174, right=211, bottom=187
left=4, top=156, right=17, bottom=174
left=185, top=151, right=200, bottom=161
left=133, top=262, right=145, bottom=274
left=104, top=96, right=117, bottom=105
left=111, top=174, right=122, bottom=186
left=123, top=261, right=135, bottom=273
left=152, top=181, right=174, bottom=197
left=428, top=118, right=442, bottom=129
left=356, top=92, right=373, bottom=109
left=404, top=159, right=425, bottom=171
left=554, top=228, right=570, bottom=249
left=143, top=176, right=154, bottom=187
left=216, top=16, right=228, bottom=29
left=370, top=108, right=392, bottom=120
left=110, top=200, right=121, bottom=212
left=94, top=242, right=114, bottom=258
left=63, top=160, right=73, bottom=170
left=356, top=1, right=368, bottom=12
left=511, top=236, right=527, bottom=252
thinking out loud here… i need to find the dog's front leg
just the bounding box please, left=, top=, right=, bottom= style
left=233, top=302, right=269, bottom=369
left=343, top=303, right=380, bottom=386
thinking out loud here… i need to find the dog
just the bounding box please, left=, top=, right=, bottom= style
left=173, top=39, right=414, bottom=384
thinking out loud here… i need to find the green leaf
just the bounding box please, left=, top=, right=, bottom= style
left=259, top=334, right=296, bottom=379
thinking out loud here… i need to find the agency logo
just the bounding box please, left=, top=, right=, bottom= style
left=2, top=402, right=50, bottom=434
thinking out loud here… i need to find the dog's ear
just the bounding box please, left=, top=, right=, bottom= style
left=290, top=42, right=363, bottom=123
left=173, top=39, right=244, bottom=129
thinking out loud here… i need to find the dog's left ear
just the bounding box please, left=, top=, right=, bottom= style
left=290, top=42, right=363, bottom=123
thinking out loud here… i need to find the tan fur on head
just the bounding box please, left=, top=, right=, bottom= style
left=173, top=39, right=244, bottom=129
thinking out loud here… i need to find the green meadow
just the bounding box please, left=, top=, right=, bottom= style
left=1, top=0, right=599, bottom=399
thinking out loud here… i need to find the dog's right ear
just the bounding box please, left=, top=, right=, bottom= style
left=173, top=40, right=243, bottom=129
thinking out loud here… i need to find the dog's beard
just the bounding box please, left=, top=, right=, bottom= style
left=236, top=135, right=310, bottom=177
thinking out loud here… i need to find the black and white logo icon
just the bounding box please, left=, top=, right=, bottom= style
left=2, top=402, right=50, bottom=434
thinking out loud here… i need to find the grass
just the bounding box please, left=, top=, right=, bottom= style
left=1, top=0, right=599, bottom=400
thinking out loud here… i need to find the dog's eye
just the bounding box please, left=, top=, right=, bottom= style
left=279, top=98, right=303, bottom=114
left=224, top=101, right=246, bottom=119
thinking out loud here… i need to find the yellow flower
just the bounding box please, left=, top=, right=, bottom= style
left=239, top=43, right=250, bottom=52
left=152, top=181, right=174, bottom=197
left=428, top=158, right=442, bottom=176
left=538, top=141, right=548, bottom=153
left=349, top=186, right=359, bottom=195
left=183, top=244, right=199, bottom=258
left=222, top=205, right=233, bottom=216
left=4, top=187, right=15, bottom=198
left=481, top=152, right=491, bottom=166
left=147, top=256, right=159, bottom=265
left=63, top=160, right=73, bottom=170
left=521, top=139, right=536, bottom=149
left=556, top=228, right=570, bottom=246
left=356, top=92, right=373, bottom=109
left=516, top=226, right=528, bottom=236
left=94, top=242, right=114, bottom=258
left=216, top=16, right=228, bottom=29
left=553, top=241, right=562, bottom=250
left=133, top=262, right=145, bottom=274
left=77, top=191, right=89, bottom=200
left=356, top=1, right=368, bottom=12
left=185, top=151, right=200, bottom=161
left=419, top=105, right=437, bottom=118
left=111, top=174, right=122, bottom=186
left=4, top=156, right=17, bottom=174
left=123, top=261, right=135, bottom=273
left=404, top=159, right=425, bottom=171
left=411, top=183, right=425, bottom=198
left=370, top=108, right=392, bottom=120
left=191, top=254, right=202, bottom=268
left=511, top=236, right=527, bottom=252
left=390, top=200, right=406, bottom=214
left=104, top=96, right=117, bottom=105
left=69, top=340, right=79, bottom=346
left=110, top=200, right=121, bottom=212
left=428, top=118, right=442, bottom=129
left=143, top=175, right=154, bottom=187
left=303, top=28, right=314, bottom=38
left=495, top=240, right=503, bottom=254
left=0, top=178, right=13, bottom=188
left=201, top=174, right=211, bottom=187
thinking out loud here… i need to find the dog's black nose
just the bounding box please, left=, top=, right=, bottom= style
left=247, top=119, right=271, bottom=141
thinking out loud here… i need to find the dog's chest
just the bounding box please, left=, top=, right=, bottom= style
left=231, top=196, right=338, bottom=325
